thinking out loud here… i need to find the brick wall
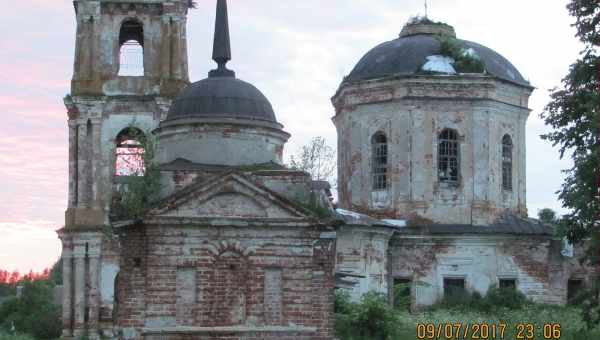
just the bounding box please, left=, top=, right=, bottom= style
left=115, top=224, right=335, bottom=340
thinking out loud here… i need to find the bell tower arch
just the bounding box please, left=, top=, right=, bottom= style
left=71, top=0, right=189, bottom=96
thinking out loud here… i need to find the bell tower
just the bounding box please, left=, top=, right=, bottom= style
left=65, top=0, right=190, bottom=228
left=59, top=1, right=191, bottom=338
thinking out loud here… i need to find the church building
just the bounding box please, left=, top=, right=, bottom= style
left=56, top=1, right=594, bottom=339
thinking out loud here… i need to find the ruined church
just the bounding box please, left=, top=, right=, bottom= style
left=57, top=1, right=594, bottom=339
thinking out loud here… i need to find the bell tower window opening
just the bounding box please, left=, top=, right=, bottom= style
left=502, top=134, right=513, bottom=191
left=371, top=132, right=388, bottom=190
left=115, top=128, right=146, bottom=177
left=118, top=20, right=144, bottom=76
left=438, top=129, right=459, bottom=184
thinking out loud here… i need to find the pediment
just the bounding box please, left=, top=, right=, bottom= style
left=150, top=172, right=308, bottom=219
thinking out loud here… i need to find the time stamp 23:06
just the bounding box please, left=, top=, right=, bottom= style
left=416, top=322, right=563, bottom=339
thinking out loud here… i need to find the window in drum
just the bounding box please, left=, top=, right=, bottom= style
left=438, top=129, right=459, bottom=184
left=372, top=132, right=388, bottom=190
left=502, top=134, right=513, bottom=191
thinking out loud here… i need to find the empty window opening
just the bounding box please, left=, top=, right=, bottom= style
left=502, top=134, right=513, bottom=191
left=499, top=278, right=517, bottom=289
left=443, top=278, right=465, bottom=297
left=438, top=129, right=459, bottom=184
left=372, top=132, right=388, bottom=190
left=393, top=278, right=411, bottom=310
left=567, top=279, right=584, bottom=304
left=115, top=128, right=145, bottom=177
left=118, top=20, right=144, bottom=76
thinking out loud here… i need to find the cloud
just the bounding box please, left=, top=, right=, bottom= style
left=0, top=221, right=61, bottom=273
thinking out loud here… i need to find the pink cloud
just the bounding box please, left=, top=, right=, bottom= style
left=0, top=221, right=61, bottom=273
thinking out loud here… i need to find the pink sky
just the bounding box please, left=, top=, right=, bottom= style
left=0, top=0, right=582, bottom=272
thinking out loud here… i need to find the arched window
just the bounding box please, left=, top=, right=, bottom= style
left=115, top=128, right=145, bottom=177
left=502, top=134, right=513, bottom=191
left=118, top=20, right=144, bottom=76
left=372, top=132, right=388, bottom=190
left=438, top=129, right=459, bottom=184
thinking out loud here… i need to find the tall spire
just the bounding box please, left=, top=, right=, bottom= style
left=209, top=0, right=235, bottom=77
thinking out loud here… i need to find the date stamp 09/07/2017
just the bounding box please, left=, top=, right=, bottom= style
left=415, top=322, right=563, bottom=340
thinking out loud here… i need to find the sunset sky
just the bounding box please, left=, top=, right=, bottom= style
left=0, top=0, right=583, bottom=272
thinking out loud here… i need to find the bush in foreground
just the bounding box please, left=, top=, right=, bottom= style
left=0, top=280, right=61, bottom=340
left=335, top=287, right=600, bottom=340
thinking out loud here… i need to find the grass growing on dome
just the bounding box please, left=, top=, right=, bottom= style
left=437, top=37, right=486, bottom=74
left=407, top=15, right=453, bottom=29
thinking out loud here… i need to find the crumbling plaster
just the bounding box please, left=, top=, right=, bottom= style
left=388, top=235, right=595, bottom=309
left=333, top=75, right=532, bottom=224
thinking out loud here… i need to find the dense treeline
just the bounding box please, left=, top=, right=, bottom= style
left=0, top=263, right=61, bottom=339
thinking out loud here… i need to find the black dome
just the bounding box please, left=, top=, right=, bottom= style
left=345, top=34, right=530, bottom=87
left=167, top=76, right=277, bottom=123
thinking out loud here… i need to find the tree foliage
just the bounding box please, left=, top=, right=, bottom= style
left=0, top=280, right=61, bottom=339
left=112, top=126, right=162, bottom=220
left=540, top=0, right=599, bottom=244
left=538, top=208, right=559, bottom=225
left=335, top=290, right=407, bottom=340
left=289, top=137, right=336, bottom=186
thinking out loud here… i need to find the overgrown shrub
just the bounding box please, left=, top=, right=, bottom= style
left=393, top=282, right=411, bottom=311
left=0, top=332, right=36, bottom=340
left=485, top=286, right=527, bottom=310
left=580, top=284, right=600, bottom=328
left=406, top=15, right=453, bottom=29
left=0, top=280, right=61, bottom=340
left=335, top=290, right=411, bottom=340
left=336, top=288, right=600, bottom=340
left=111, top=126, right=162, bottom=220
left=436, top=286, right=528, bottom=313
left=437, top=37, right=485, bottom=73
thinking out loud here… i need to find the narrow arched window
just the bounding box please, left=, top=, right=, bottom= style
left=502, top=134, right=513, bottom=191
left=115, top=128, right=145, bottom=176
left=372, top=132, right=388, bottom=190
left=438, top=129, right=459, bottom=184
left=118, top=20, right=144, bottom=76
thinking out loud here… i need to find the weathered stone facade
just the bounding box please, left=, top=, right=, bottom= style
left=333, top=70, right=531, bottom=225
left=57, top=4, right=595, bottom=339
left=331, top=20, right=595, bottom=309
left=58, top=1, right=336, bottom=339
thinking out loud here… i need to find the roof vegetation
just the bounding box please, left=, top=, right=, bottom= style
left=437, top=36, right=486, bottom=74
left=407, top=16, right=453, bottom=29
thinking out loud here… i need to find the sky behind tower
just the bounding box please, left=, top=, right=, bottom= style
left=0, top=0, right=582, bottom=272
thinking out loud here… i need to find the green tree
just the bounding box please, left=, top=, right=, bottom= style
left=112, top=126, right=162, bottom=220
left=538, top=208, right=559, bottom=225
left=539, top=0, right=599, bottom=244
left=289, top=136, right=337, bottom=187
left=0, top=280, right=61, bottom=339
left=49, top=259, right=62, bottom=285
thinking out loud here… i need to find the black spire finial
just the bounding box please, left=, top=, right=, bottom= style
left=209, top=0, right=235, bottom=77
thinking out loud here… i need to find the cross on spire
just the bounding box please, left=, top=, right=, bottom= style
left=209, top=0, right=235, bottom=77
left=424, top=0, right=429, bottom=18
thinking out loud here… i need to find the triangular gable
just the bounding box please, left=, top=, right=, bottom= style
left=149, top=172, right=309, bottom=219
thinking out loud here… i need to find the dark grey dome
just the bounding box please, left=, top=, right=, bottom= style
left=345, top=34, right=530, bottom=87
left=167, top=76, right=277, bottom=122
